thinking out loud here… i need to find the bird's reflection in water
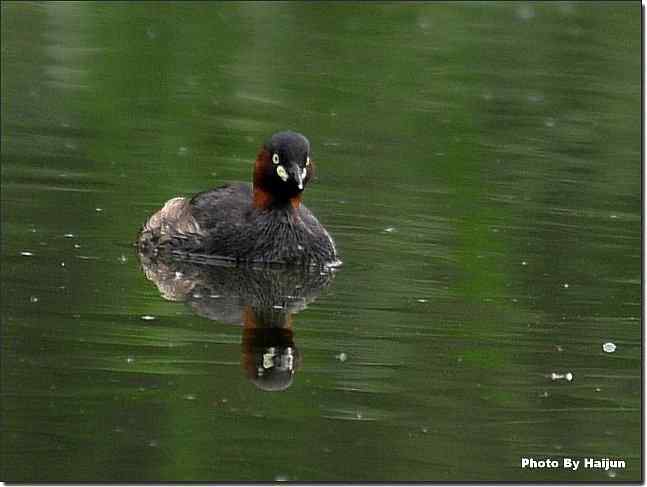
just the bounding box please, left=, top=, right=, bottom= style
left=137, top=253, right=335, bottom=391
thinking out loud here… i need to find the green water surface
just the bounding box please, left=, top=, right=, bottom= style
left=1, top=1, right=641, bottom=482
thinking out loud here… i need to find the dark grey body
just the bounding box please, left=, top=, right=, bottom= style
left=138, top=183, right=338, bottom=266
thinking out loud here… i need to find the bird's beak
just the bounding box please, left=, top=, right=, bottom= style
left=289, top=164, right=304, bottom=191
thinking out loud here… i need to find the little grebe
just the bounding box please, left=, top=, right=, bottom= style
left=138, top=131, right=339, bottom=266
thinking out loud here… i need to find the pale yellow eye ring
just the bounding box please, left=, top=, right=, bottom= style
left=272, top=153, right=280, bottom=165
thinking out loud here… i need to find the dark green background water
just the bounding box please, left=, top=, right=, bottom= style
left=1, top=1, right=641, bottom=482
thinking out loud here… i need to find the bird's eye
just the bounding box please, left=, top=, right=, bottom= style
left=272, top=153, right=280, bottom=165
left=305, top=156, right=310, bottom=166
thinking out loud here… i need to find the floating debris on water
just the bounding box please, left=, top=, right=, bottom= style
left=148, top=439, right=159, bottom=448
left=550, top=372, right=573, bottom=382
left=95, top=208, right=103, bottom=212
left=126, top=356, right=135, bottom=364
left=73, top=244, right=81, bottom=249
left=383, top=226, right=396, bottom=233
left=562, top=283, right=569, bottom=288
left=29, top=296, right=39, bottom=303
left=517, top=4, right=536, bottom=21
left=183, top=394, right=196, bottom=401
left=336, top=352, right=348, bottom=362
left=272, top=305, right=284, bottom=310
left=60, top=262, right=65, bottom=267
left=20, top=251, right=34, bottom=256
left=602, top=342, right=616, bottom=353
left=417, top=298, right=428, bottom=303
left=119, top=254, right=127, bottom=264
left=64, top=233, right=75, bottom=238
left=141, top=315, right=156, bottom=321
left=521, top=260, right=528, bottom=266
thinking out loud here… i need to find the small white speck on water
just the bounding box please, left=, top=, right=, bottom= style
left=119, top=254, right=127, bottom=264
left=595, top=387, right=601, bottom=392
left=562, top=283, right=569, bottom=288
left=540, top=391, right=549, bottom=398
left=30, top=296, right=39, bottom=303
left=73, top=244, right=81, bottom=249
left=64, top=233, right=75, bottom=238
left=183, top=394, right=196, bottom=401
left=356, top=411, right=363, bottom=420
left=126, top=356, right=135, bottom=364
left=544, top=118, right=555, bottom=128
left=60, top=262, right=65, bottom=267
left=417, top=298, right=428, bottom=303
left=336, top=352, right=348, bottom=362
left=602, top=342, right=616, bottom=353
left=141, top=315, right=156, bottom=321
left=610, top=214, right=618, bottom=219
left=555, top=345, right=564, bottom=352
left=550, top=372, right=574, bottom=382
left=521, top=261, right=528, bottom=266
left=272, top=305, right=284, bottom=310
left=20, top=251, right=34, bottom=256
left=178, top=146, right=188, bottom=156
left=384, top=227, right=396, bottom=233
left=274, top=475, right=289, bottom=482
left=148, top=439, right=159, bottom=448
left=95, top=208, right=103, bottom=212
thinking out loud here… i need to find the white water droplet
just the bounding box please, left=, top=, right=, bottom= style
left=602, top=342, right=616, bottom=353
